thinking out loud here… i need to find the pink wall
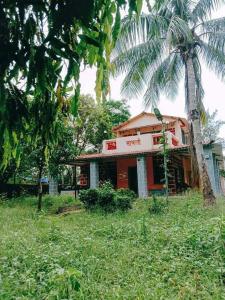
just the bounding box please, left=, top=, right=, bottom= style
left=116, top=157, right=164, bottom=191
left=117, top=158, right=136, bottom=189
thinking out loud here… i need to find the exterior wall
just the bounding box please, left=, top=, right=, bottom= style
left=117, top=158, right=136, bottom=189
left=182, top=157, right=192, bottom=186
left=102, top=132, right=181, bottom=155
left=121, top=115, right=176, bottom=130
left=103, top=133, right=153, bottom=155
left=204, top=146, right=219, bottom=195
left=146, top=157, right=164, bottom=191
left=116, top=156, right=163, bottom=191
left=174, top=120, right=183, bottom=143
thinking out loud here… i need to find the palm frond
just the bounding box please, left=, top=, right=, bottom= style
left=166, top=15, right=193, bottom=47
left=114, top=13, right=168, bottom=55
left=171, top=0, right=193, bottom=21
left=206, top=31, right=225, bottom=53
left=192, top=0, right=225, bottom=22
left=197, top=17, right=225, bottom=53
left=112, top=37, right=166, bottom=76
left=199, top=16, right=225, bottom=32
left=120, top=60, right=147, bottom=98
left=143, top=53, right=184, bottom=109
left=199, top=40, right=225, bottom=79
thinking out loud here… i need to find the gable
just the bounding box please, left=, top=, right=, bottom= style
left=116, top=113, right=177, bottom=131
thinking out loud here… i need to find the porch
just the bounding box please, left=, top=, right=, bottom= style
left=73, top=146, right=192, bottom=198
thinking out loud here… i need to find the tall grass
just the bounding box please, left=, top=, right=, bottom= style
left=0, top=193, right=224, bottom=299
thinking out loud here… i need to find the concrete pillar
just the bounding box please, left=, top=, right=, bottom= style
left=213, top=155, right=222, bottom=195
left=49, top=176, right=58, bottom=195
left=137, top=156, right=148, bottom=198
left=204, top=147, right=217, bottom=195
left=90, top=161, right=99, bottom=189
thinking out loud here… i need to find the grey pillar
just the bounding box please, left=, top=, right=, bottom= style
left=49, top=176, right=58, bottom=195
left=204, top=147, right=217, bottom=195
left=137, top=156, right=148, bottom=198
left=90, top=161, right=99, bottom=189
left=213, top=155, right=222, bottom=195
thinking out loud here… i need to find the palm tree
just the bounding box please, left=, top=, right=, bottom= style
left=112, top=0, right=225, bottom=205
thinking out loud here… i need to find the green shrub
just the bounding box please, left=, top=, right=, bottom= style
left=79, top=182, right=134, bottom=213
left=79, top=189, right=99, bottom=209
left=115, top=194, right=132, bottom=211
left=98, top=183, right=115, bottom=212
left=116, top=188, right=136, bottom=201
left=148, top=195, right=167, bottom=214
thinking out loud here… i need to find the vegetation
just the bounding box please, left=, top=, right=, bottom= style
left=0, top=193, right=224, bottom=299
left=113, top=0, right=225, bottom=205
left=0, top=96, right=130, bottom=209
left=154, top=108, right=169, bottom=202
left=0, top=0, right=139, bottom=176
left=79, top=182, right=136, bottom=212
left=202, top=110, right=225, bottom=146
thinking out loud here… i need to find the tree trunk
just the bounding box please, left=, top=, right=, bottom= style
left=185, top=56, right=215, bottom=205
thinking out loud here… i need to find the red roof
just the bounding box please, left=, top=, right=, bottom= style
left=74, top=145, right=190, bottom=162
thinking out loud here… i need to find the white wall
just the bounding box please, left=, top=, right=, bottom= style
left=102, top=132, right=181, bottom=154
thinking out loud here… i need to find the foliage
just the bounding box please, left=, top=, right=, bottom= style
left=113, top=0, right=225, bottom=204
left=114, top=194, right=133, bottom=211
left=104, top=99, right=131, bottom=127
left=0, top=194, right=224, bottom=298
left=113, top=0, right=225, bottom=111
left=79, top=189, right=99, bottom=209
left=71, top=96, right=131, bottom=153
left=154, top=108, right=170, bottom=201
left=0, top=0, right=142, bottom=169
left=148, top=194, right=167, bottom=214
left=116, top=188, right=136, bottom=201
left=202, top=110, right=225, bottom=146
left=220, top=170, right=225, bottom=178
left=79, top=182, right=135, bottom=212
left=98, top=181, right=116, bottom=212
left=0, top=96, right=131, bottom=185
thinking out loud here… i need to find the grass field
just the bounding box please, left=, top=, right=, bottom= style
left=0, top=193, right=224, bottom=299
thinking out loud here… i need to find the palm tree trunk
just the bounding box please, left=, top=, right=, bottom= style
left=185, top=56, right=215, bottom=205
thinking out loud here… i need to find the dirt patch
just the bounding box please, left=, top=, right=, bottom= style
left=56, top=204, right=83, bottom=215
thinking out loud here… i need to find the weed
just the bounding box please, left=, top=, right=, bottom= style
left=0, top=194, right=224, bottom=299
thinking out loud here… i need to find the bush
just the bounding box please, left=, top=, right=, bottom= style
left=79, top=182, right=134, bottom=213
left=148, top=195, right=167, bottom=215
left=116, top=188, right=136, bottom=201
left=79, top=189, right=99, bottom=209
left=98, top=182, right=115, bottom=212
left=115, top=194, right=132, bottom=211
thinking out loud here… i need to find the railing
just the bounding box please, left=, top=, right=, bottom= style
left=102, top=132, right=181, bottom=154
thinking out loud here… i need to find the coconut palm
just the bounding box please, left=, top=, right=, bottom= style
left=112, top=0, right=225, bottom=205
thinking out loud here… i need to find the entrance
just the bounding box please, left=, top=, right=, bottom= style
left=128, top=166, right=138, bottom=194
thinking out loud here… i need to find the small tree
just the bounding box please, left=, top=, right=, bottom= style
left=202, top=110, right=225, bottom=146
left=154, top=108, right=169, bottom=202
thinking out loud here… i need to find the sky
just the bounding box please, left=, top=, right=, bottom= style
left=79, top=5, right=225, bottom=140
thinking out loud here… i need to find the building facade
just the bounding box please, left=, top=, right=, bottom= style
left=73, top=112, right=224, bottom=198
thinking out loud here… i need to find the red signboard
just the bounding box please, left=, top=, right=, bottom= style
left=169, top=128, right=175, bottom=135
left=106, top=141, right=117, bottom=150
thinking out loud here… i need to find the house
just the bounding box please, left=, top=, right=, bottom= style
left=73, top=112, right=224, bottom=198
